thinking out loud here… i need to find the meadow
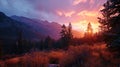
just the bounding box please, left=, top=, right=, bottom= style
left=0, top=43, right=119, bottom=67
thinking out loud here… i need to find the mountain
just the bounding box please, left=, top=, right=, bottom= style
left=11, top=15, right=61, bottom=39
left=11, top=15, right=82, bottom=39
left=0, top=12, right=45, bottom=42
left=0, top=11, right=82, bottom=43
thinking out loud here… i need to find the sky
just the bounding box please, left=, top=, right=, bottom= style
left=0, top=0, right=106, bottom=33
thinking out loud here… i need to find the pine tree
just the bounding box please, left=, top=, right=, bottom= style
left=84, top=22, right=93, bottom=37
left=16, top=29, right=23, bottom=54
left=60, top=24, right=68, bottom=47
left=98, top=0, right=120, bottom=34
left=98, top=0, right=120, bottom=43
left=60, top=24, right=67, bottom=38
left=60, top=23, right=73, bottom=47
left=44, top=36, right=54, bottom=50
left=68, top=23, right=73, bottom=40
left=99, top=0, right=120, bottom=51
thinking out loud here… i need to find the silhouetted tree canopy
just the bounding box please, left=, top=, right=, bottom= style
left=99, top=0, right=120, bottom=52
left=44, top=36, right=55, bottom=49
left=60, top=23, right=73, bottom=48
left=99, top=0, right=120, bottom=34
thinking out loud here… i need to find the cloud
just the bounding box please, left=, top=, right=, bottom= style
left=89, top=0, right=95, bottom=4
left=0, top=0, right=106, bottom=32
left=56, top=10, right=75, bottom=17
left=77, top=10, right=98, bottom=17
left=0, top=0, right=34, bottom=17
left=73, top=0, right=87, bottom=5
left=56, top=11, right=63, bottom=16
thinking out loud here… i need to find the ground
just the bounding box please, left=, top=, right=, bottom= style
left=0, top=43, right=120, bottom=67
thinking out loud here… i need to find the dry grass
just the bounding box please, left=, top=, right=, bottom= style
left=1, top=43, right=120, bottom=67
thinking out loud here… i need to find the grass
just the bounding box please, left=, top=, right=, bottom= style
left=0, top=43, right=120, bottom=67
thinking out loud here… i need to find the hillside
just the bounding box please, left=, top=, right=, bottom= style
left=0, top=11, right=82, bottom=43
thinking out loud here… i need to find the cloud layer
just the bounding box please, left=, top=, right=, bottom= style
left=0, top=0, right=106, bottom=32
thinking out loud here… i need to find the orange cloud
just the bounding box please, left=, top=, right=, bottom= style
left=73, top=0, right=87, bottom=5
left=77, top=10, right=98, bottom=17
left=56, top=11, right=63, bottom=16
left=64, top=11, right=75, bottom=17
left=56, top=10, right=75, bottom=17
left=89, top=0, right=94, bottom=4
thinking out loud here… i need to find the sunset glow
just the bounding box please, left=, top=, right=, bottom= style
left=0, top=0, right=106, bottom=36
left=72, top=21, right=100, bottom=34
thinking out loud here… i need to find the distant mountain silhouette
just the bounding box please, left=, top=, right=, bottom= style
left=0, top=12, right=82, bottom=42
left=11, top=15, right=61, bottom=39
left=0, top=12, right=45, bottom=42
left=11, top=16, right=82, bottom=38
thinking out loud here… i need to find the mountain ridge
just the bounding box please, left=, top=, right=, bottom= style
left=0, top=11, right=82, bottom=42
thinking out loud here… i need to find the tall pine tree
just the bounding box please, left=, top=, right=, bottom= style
left=68, top=23, right=73, bottom=40
left=99, top=0, right=120, bottom=50
left=99, top=0, right=120, bottom=34
left=60, top=23, right=73, bottom=47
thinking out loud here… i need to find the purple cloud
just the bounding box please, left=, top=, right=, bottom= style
left=0, top=0, right=106, bottom=31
